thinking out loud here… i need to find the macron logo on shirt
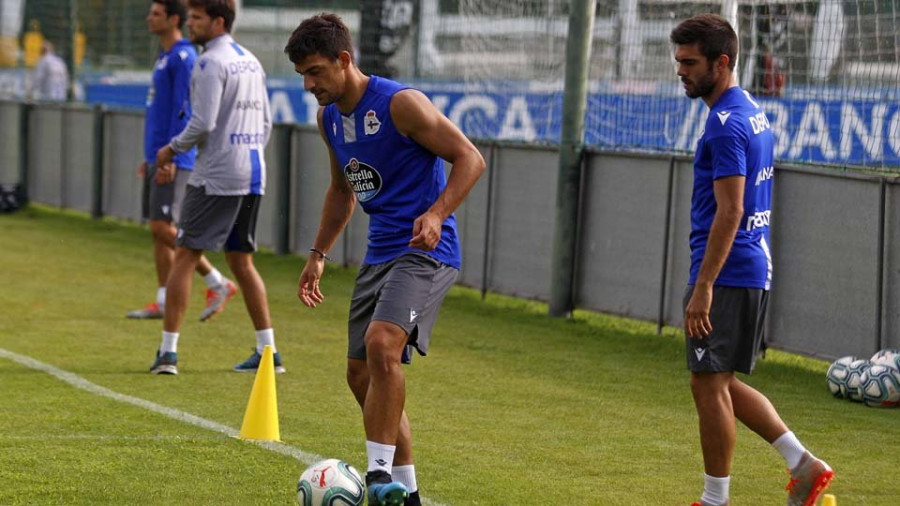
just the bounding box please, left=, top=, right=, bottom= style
left=716, top=111, right=731, bottom=125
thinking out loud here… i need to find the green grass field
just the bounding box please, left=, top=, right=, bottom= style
left=1, top=206, right=897, bottom=505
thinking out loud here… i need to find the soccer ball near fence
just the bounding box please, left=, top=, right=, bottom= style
left=859, top=365, right=900, bottom=408
left=870, top=348, right=900, bottom=371
left=845, top=359, right=871, bottom=402
left=825, top=356, right=857, bottom=398
left=297, top=459, right=364, bottom=506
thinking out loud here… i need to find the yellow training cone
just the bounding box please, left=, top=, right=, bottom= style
left=239, top=345, right=280, bottom=441
left=821, top=494, right=836, bottom=506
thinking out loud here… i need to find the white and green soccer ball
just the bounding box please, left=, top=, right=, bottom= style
left=826, top=356, right=857, bottom=398
left=297, top=459, right=364, bottom=506
left=859, top=364, right=900, bottom=408
left=844, top=359, right=871, bottom=402
left=870, top=348, right=900, bottom=372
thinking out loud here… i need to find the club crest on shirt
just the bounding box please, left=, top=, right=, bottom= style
left=364, top=110, right=381, bottom=135
left=344, top=157, right=383, bottom=202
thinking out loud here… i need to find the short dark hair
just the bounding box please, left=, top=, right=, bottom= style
left=153, top=0, right=188, bottom=29
left=670, top=13, right=738, bottom=71
left=187, top=0, right=235, bottom=32
left=284, top=13, right=354, bottom=64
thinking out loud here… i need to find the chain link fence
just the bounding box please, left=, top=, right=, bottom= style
left=1, top=0, right=897, bottom=168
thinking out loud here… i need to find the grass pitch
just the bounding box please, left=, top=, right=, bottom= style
left=0, top=206, right=897, bottom=505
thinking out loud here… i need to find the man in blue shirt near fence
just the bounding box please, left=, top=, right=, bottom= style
left=127, top=0, right=236, bottom=322
left=672, top=14, right=833, bottom=506
left=287, top=13, right=484, bottom=506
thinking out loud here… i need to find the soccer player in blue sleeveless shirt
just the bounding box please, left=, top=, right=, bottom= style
left=286, top=14, right=485, bottom=506
left=127, top=0, right=236, bottom=322
left=672, top=15, right=833, bottom=506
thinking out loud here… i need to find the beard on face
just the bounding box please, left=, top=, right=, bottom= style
left=684, top=65, right=717, bottom=99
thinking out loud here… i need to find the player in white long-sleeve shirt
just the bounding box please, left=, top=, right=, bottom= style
left=150, top=0, right=282, bottom=375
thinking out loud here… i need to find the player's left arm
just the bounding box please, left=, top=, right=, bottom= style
left=685, top=118, right=750, bottom=339
left=261, top=70, right=273, bottom=146
left=166, top=51, right=193, bottom=149
left=391, top=89, right=485, bottom=250
left=159, top=58, right=224, bottom=168
left=685, top=175, right=745, bottom=338
left=157, top=53, right=193, bottom=184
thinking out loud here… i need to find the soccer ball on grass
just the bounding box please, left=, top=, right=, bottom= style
left=844, top=359, right=871, bottom=402
left=870, top=348, right=900, bottom=371
left=297, top=459, right=364, bottom=506
left=825, top=356, right=856, bottom=398
left=858, top=364, right=900, bottom=408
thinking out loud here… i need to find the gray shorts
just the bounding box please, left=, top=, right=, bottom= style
left=142, top=164, right=190, bottom=223
left=684, top=285, right=768, bottom=374
left=348, top=252, right=459, bottom=363
left=176, top=184, right=260, bottom=253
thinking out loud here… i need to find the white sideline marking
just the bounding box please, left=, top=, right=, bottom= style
left=0, top=348, right=446, bottom=506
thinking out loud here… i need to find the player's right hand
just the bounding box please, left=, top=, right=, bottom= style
left=684, top=284, right=713, bottom=339
left=155, top=163, right=176, bottom=184
left=297, top=259, right=326, bottom=308
left=137, top=161, right=147, bottom=178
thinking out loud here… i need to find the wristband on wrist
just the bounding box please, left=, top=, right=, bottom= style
left=309, top=248, right=332, bottom=262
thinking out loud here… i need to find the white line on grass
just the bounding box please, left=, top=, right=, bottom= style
left=0, top=347, right=446, bottom=506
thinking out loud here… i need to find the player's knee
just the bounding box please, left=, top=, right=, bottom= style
left=149, top=220, right=173, bottom=240
left=225, top=251, right=253, bottom=273
left=690, top=372, right=730, bottom=399
left=365, top=333, right=400, bottom=374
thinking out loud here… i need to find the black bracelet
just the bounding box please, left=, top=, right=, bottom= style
left=309, top=248, right=332, bottom=261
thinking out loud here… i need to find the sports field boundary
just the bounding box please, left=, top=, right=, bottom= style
left=0, top=347, right=446, bottom=506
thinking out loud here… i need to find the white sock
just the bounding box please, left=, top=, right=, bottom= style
left=701, top=474, right=730, bottom=505
left=392, top=464, right=417, bottom=493
left=772, top=431, right=807, bottom=470
left=204, top=268, right=225, bottom=288
left=366, top=441, right=396, bottom=476
left=156, top=286, right=166, bottom=308
left=160, top=331, right=179, bottom=354
left=255, top=328, right=275, bottom=354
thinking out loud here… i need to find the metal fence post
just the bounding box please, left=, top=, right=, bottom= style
left=18, top=102, right=31, bottom=207
left=657, top=157, right=676, bottom=335
left=92, top=104, right=105, bottom=219
left=480, top=142, right=497, bottom=300
left=274, top=125, right=292, bottom=255
left=549, top=0, right=596, bottom=317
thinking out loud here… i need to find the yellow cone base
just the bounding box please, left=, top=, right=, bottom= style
left=239, top=345, right=280, bottom=441
left=821, top=494, right=836, bottom=506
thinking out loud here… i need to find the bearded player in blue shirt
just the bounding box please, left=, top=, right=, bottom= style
left=127, top=0, right=236, bottom=322
left=286, top=14, right=484, bottom=506
left=671, top=14, right=833, bottom=506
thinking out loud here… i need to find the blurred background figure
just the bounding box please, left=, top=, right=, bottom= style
left=30, top=41, right=68, bottom=101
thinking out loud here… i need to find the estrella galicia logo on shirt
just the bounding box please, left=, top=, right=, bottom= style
left=344, top=157, right=382, bottom=202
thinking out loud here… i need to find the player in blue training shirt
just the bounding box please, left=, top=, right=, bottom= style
left=127, top=0, right=236, bottom=322
left=671, top=14, right=833, bottom=506
left=286, top=14, right=485, bottom=506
